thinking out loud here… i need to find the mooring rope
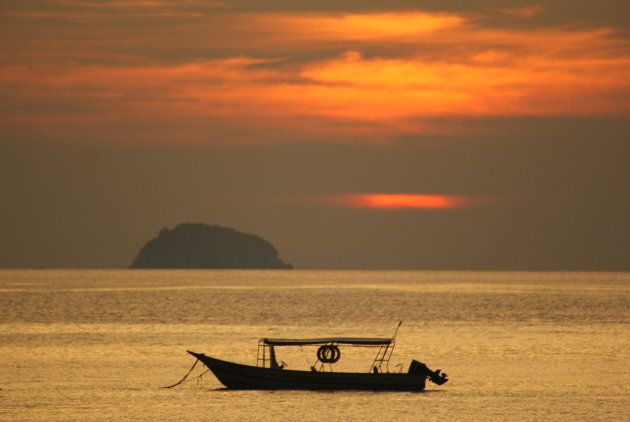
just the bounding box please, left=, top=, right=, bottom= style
left=161, top=358, right=209, bottom=389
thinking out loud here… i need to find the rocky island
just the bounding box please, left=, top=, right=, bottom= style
left=130, top=223, right=292, bottom=269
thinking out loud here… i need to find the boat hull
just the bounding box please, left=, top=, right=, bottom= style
left=188, top=351, right=426, bottom=391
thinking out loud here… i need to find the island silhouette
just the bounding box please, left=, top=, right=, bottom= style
left=130, top=223, right=292, bottom=269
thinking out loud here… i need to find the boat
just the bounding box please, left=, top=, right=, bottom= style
left=186, top=329, right=448, bottom=391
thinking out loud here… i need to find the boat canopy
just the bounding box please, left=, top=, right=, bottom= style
left=262, top=337, right=392, bottom=346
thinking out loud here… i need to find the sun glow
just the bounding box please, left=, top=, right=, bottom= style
left=324, top=194, right=472, bottom=210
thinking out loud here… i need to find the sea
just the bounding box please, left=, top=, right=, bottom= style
left=0, top=270, right=628, bottom=421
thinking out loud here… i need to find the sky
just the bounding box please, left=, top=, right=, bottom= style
left=1, top=0, right=628, bottom=270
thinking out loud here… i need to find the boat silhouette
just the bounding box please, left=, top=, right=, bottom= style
left=188, top=335, right=448, bottom=391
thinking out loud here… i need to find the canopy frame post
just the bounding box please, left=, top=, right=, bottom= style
left=257, top=340, right=282, bottom=369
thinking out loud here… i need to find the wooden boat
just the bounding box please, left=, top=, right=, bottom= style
left=187, top=334, right=448, bottom=391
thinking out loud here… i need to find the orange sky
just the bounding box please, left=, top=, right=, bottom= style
left=1, top=3, right=629, bottom=145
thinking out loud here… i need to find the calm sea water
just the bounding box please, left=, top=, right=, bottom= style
left=0, top=270, right=628, bottom=421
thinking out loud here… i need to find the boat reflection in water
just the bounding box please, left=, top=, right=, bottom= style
left=188, top=332, right=448, bottom=391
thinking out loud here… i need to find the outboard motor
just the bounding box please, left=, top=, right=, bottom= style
left=408, top=360, right=449, bottom=385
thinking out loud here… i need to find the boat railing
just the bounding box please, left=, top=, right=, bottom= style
left=257, top=339, right=269, bottom=368
left=368, top=340, right=396, bottom=373
left=256, top=339, right=279, bottom=368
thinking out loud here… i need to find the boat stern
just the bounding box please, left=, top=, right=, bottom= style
left=408, top=360, right=449, bottom=385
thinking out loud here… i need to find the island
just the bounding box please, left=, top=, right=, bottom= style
left=130, top=223, right=293, bottom=269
